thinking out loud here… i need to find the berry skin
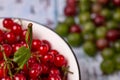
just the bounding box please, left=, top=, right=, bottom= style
left=64, top=5, right=76, bottom=16
left=0, top=66, right=8, bottom=78
left=38, top=44, right=49, bottom=56
left=93, top=15, right=105, bottom=26
left=69, top=25, right=81, bottom=33
left=3, top=18, right=14, bottom=29
left=1, top=76, right=11, bottom=80
left=11, top=23, right=22, bottom=35
left=49, top=68, right=60, bottom=75
left=106, top=30, right=119, bottom=42
left=54, top=54, right=67, bottom=67
left=96, top=39, right=109, bottom=50
left=21, top=29, right=27, bottom=41
left=41, top=64, right=49, bottom=74
left=12, top=44, right=22, bottom=53
left=4, top=32, right=17, bottom=44
left=48, top=75, right=61, bottom=80
left=29, top=63, right=42, bottom=78
left=2, top=44, right=12, bottom=57
left=42, top=54, right=54, bottom=63
left=14, top=74, right=26, bottom=80
left=28, top=57, right=37, bottom=68
left=49, top=50, right=58, bottom=56
left=32, top=39, right=41, bottom=51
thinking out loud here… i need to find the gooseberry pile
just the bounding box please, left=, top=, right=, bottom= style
left=55, top=0, right=120, bottom=74
left=0, top=18, right=70, bottom=80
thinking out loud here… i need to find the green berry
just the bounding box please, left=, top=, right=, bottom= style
left=64, top=17, right=75, bottom=27
left=67, top=33, right=83, bottom=47
left=95, top=27, right=107, bottom=39
left=83, top=22, right=96, bottom=34
left=102, top=48, right=115, bottom=60
left=113, top=40, right=120, bottom=53
left=83, top=41, right=97, bottom=56
left=78, top=12, right=91, bottom=24
left=55, top=23, right=69, bottom=37
left=114, top=54, right=120, bottom=70
left=100, top=60, right=115, bottom=74
left=106, top=21, right=118, bottom=30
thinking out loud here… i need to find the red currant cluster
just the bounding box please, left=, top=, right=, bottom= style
left=0, top=18, right=69, bottom=80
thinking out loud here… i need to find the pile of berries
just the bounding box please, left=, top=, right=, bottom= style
left=0, top=18, right=70, bottom=80
left=55, top=0, right=120, bottom=74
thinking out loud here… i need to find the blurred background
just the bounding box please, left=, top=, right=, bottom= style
left=0, top=0, right=120, bottom=80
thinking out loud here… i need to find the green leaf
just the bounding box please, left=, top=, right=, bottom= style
left=13, top=46, right=31, bottom=69
left=25, top=23, right=33, bottom=49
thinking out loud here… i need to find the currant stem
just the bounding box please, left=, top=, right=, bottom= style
left=2, top=52, right=13, bottom=79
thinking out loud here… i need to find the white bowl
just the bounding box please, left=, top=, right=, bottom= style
left=0, top=18, right=81, bottom=80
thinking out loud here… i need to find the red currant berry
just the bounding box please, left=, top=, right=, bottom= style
left=14, top=74, right=26, bottom=80
left=0, top=68, right=8, bottom=78
left=38, top=44, right=49, bottom=56
left=42, top=54, right=54, bottom=63
left=28, top=57, right=37, bottom=68
left=11, top=23, right=22, bottom=35
left=41, top=64, right=49, bottom=74
left=32, top=39, right=41, bottom=51
left=48, top=75, right=61, bottom=80
left=29, top=63, right=42, bottom=78
left=2, top=44, right=12, bottom=57
left=54, top=54, right=67, bottom=67
left=42, top=40, right=51, bottom=51
left=49, top=50, right=58, bottom=56
left=3, top=18, right=14, bottom=29
left=21, top=29, right=27, bottom=41
left=1, top=76, right=11, bottom=80
left=12, top=44, right=22, bottom=53
left=49, top=68, right=60, bottom=75
left=4, top=32, right=17, bottom=44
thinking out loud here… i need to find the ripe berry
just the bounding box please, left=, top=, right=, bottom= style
left=14, top=74, right=26, bottom=80
left=4, top=32, right=17, bottom=44
left=29, top=63, right=42, bottom=78
left=112, top=0, right=120, bottom=7
left=106, top=30, right=119, bottom=42
left=48, top=75, right=61, bottom=80
left=69, top=25, right=81, bottom=33
left=21, top=29, right=27, bottom=41
left=93, top=15, right=105, bottom=26
left=49, top=50, right=58, bottom=56
left=96, top=39, right=109, bottom=50
left=49, top=68, right=60, bottom=75
left=42, top=54, right=54, bottom=63
left=32, top=39, right=41, bottom=51
left=12, top=44, right=22, bottom=53
left=54, top=54, right=67, bottom=67
left=64, top=5, right=76, bottom=16
left=38, top=44, right=49, bottom=56
left=3, top=18, right=14, bottom=29
left=1, top=76, right=11, bottom=80
left=11, top=23, right=22, bottom=35
left=2, top=44, right=12, bottom=57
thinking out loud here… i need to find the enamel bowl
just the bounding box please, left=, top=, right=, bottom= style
left=0, top=18, right=81, bottom=80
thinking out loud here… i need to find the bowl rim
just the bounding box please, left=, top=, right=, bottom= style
left=0, top=17, right=81, bottom=80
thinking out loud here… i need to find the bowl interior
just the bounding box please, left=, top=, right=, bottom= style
left=0, top=18, right=80, bottom=80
